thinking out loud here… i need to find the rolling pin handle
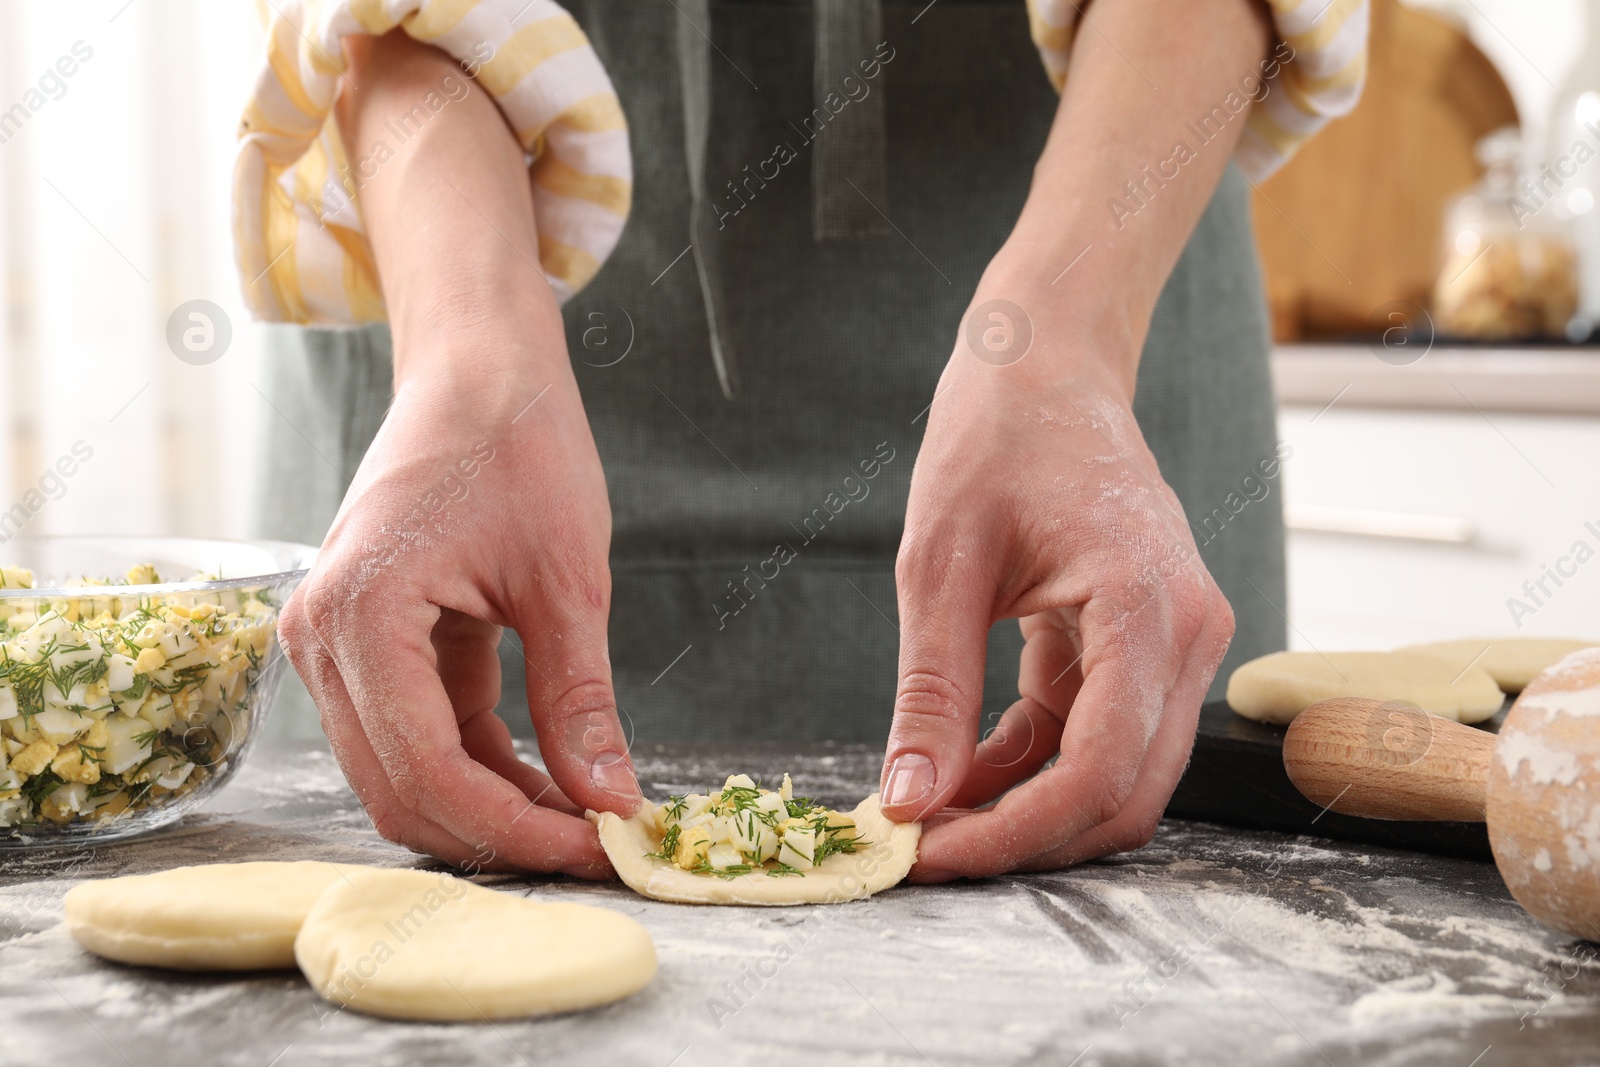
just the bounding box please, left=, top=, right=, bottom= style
left=1281, top=697, right=1495, bottom=823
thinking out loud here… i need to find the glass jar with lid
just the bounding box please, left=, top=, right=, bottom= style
left=1433, top=127, right=1579, bottom=341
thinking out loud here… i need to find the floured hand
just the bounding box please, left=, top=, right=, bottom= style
left=878, top=321, right=1234, bottom=880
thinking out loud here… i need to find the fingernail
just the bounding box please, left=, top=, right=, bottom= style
left=590, top=754, right=639, bottom=797
left=882, top=753, right=935, bottom=808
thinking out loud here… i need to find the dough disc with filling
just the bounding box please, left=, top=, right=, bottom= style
left=1227, top=651, right=1503, bottom=725
left=592, top=792, right=920, bottom=905
left=1402, top=637, right=1599, bottom=693
left=64, top=861, right=353, bottom=970
left=294, top=868, right=656, bottom=1021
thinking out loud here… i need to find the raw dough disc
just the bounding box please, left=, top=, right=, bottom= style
left=64, top=861, right=353, bottom=970
left=294, top=868, right=656, bottom=1021
left=592, top=792, right=920, bottom=906
left=1402, top=637, right=1599, bottom=693
left=1227, top=651, right=1503, bottom=725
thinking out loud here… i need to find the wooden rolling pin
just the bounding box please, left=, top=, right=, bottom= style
left=1282, top=649, right=1600, bottom=941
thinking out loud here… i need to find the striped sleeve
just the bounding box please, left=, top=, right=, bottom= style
left=1023, top=0, right=1369, bottom=180
left=233, top=0, right=631, bottom=325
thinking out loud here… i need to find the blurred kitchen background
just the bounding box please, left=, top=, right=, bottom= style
left=0, top=0, right=1594, bottom=666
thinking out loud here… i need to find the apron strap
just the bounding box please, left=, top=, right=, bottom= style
left=812, top=0, right=890, bottom=241
left=676, top=0, right=889, bottom=401
left=677, top=0, right=741, bottom=399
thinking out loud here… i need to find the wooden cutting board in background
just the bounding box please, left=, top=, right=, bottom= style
left=1253, top=0, right=1520, bottom=341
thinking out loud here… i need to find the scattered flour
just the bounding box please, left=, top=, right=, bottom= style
left=1530, top=648, right=1600, bottom=692
left=3, top=744, right=1595, bottom=1064
left=1517, top=686, right=1600, bottom=719
left=1558, top=798, right=1600, bottom=871
left=1349, top=973, right=1528, bottom=1025
left=1496, top=730, right=1583, bottom=786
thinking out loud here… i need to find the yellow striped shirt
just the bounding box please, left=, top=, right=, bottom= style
left=234, top=0, right=630, bottom=325
left=1026, top=0, right=1369, bottom=179
left=235, top=0, right=1366, bottom=325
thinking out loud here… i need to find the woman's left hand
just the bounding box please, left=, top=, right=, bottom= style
left=876, top=293, right=1235, bottom=879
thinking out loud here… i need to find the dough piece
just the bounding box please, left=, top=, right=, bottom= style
left=1227, top=651, right=1503, bottom=725
left=64, top=861, right=352, bottom=970
left=593, top=792, right=920, bottom=905
left=294, top=868, right=656, bottom=1021
left=1401, top=637, right=1599, bottom=693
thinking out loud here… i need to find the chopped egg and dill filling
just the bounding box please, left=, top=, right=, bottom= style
left=0, top=565, right=278, bottom=830
left=644, top=774, right=867, bottom=878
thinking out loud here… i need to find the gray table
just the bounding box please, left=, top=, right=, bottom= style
left=2, top=740, right=1597, bottom=1067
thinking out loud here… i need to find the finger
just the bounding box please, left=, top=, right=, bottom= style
left=459, top=706, right=580, bottom=816
left=941, top=614, right=1083, bottom=809
left=1015, top=693, right=1201, bottom=870
left=513, top=576, right=643, bottom=818
left=947, top=611, right=1085, bottom=809
left=947, top=607, right=1088, bottom=809
left=432, top=609, right=503, bottom=723
left=433, top=610, right=582, bottom=816
left=947, top=697, right=1065, bottom=809
left=920, top=808, right=984, bottom=830
left=880, top=537, right=997, bottom=822
left=1017, top=598, right=1231, bottom=871
left=910, top=590, right=1183, bottom=877
left=288, top=621, right=505, bottom=868
left=309, top=575, right=613, bottom=875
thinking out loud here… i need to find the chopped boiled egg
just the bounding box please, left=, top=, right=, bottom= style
left=0, top=560, right=278, bottom=830
left=644, top=773, right=867, bottom=878
left=100, top=715, right=154, bottom=775
left=9, top=740, right=57, bottom=777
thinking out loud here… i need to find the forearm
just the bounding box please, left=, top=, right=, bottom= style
left=984, top=0, right=1273, bottom=396
left=336, top=31, right=565, bottom=396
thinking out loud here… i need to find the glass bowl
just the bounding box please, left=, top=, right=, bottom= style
left=0, top=537, right=315, bottom=847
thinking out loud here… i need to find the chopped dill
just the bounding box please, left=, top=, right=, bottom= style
left=645, top=823, right=682, bottom=863
left=689, top=861, right=753, bottom=880
left=20, top=769, right=63, bottom=808
left=642, top=775, right=870, bottom=879
left=814, top=831, right=862, bottom=864
left=785, top=795, right=820, bottom=819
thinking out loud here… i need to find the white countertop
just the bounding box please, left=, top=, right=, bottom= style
left=1272, top=344, right=1600, bottom=416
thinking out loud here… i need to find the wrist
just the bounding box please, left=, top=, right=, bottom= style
left=389, top=270, right=571, bottom=386
left=389, top=304, right=579, bottom=441
left=961, top=248, right=1145, bottom=402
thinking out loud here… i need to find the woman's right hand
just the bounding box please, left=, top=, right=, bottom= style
left=279, top=29, right=640, bottom=876
left=280, top=343, right=641, bottom=877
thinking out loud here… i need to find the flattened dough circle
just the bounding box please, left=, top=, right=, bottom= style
left=1227, top=651, right=1503, bottom=725
left=592, top=792, right=920, bottom=905
left=64, top=860, right=351, bottom=970
left=1402, top=637, right=1599, bottom=693
left=294, top=868, right=656, bottom=1021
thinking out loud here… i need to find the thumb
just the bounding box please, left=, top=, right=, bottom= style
left=880, top=550, right=993, bottom=822
left=515, top=584, right=643, bottom=818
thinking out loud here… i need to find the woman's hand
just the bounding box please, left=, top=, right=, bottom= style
left=280, top=349, right=640, bottom=877
left=876, top=0, right=1272, bottom=877
left=276, top=29, right=639, bottom=876
left=878, top=297, right=1234, bottom=879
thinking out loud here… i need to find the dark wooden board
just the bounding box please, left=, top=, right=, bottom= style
left=1166, top=699, right=1507, bottom=862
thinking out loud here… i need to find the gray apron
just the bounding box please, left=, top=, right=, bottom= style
left=252, top=0, right=1285, bottom=744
